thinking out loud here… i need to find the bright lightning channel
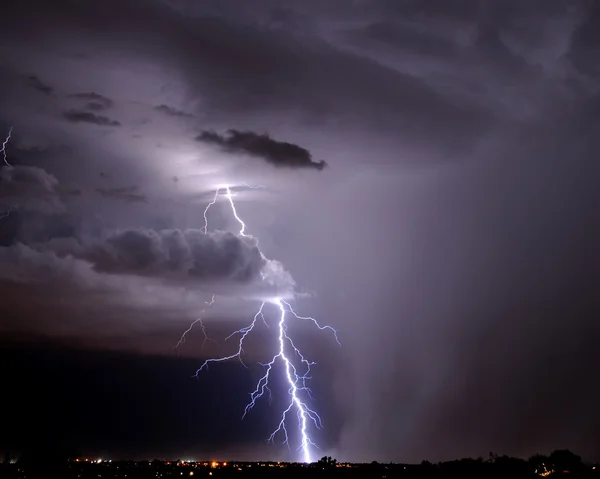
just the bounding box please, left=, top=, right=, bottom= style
left=191, top=183, right=339, bottom=463
left=175, top=294, right=216, bottom=352
left=1, top=128, right=13, bottom=221
left=1, top=127, right=12, bottom=167
left=202, top=186, right=247, bottom=236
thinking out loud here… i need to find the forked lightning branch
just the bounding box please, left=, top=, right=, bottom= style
left=179, top=185, right=339, bottom=463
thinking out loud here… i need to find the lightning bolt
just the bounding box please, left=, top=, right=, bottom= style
left=175, top=294, right=217, bottom=352
left=202, top=186, right=248, bottom=236
left=1, top=127, right=12, bottom=167
left=191, top=183, right=339, bottom=463
left=1, top=128, right=14, bottom=222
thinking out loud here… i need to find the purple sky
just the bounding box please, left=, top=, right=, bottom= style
left=1, top=0, right=599, bottom=463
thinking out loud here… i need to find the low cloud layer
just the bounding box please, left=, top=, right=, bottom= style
left=0, top=227, right=295, bottom=298
left=197, top=130, right=328, bottom=170
left=88, top=229, right=264, bottom=282
left=85, top=228, right=295, bottom=295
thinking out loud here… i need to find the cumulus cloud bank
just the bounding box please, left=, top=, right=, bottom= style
left=0, top=227, right=295, bottom=299
left=87, top=228, right=294, bottom=295
left=88, top=229, right=264, bottom=281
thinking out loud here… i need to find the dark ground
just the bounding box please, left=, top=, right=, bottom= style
left=1, top=450, right=598, bottom=479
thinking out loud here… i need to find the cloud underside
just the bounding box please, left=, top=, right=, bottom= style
left=197, top=130, right=327, bottom=170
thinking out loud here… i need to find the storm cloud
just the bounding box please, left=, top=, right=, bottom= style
left=63, top=110, right=121, bottom=126
left=0, top=227, right=295, bottom=308
left=1, top=0, right=600, bottom=465
left=197, top=130, right=327, bottom=170
left=0, top=165, right=64, bottom=214
left=87, top=229, right=264, bottom=281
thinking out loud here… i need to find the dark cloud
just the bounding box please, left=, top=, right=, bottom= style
left=63, top=110, right=121, bottom=126
left=86, top=229, right=265, bottom=282
left=197, top=130, right=327, bottom=170
left=155, top=104, right=193, bottom=118
left=70, top=92, right=114, bottom=108
left=0, top=227, right=295, bottom=304
left=26, top=75, right=53, bottom=95
left=1, top=226, right=295, bottom=295
left=95, top=186, right=147, bottom=204
left=0, top=0, right=496, bottom=163
left=0, top=165, right=64, bottom=214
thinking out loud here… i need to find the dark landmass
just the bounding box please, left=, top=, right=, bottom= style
left=1, top=450, right=598, bottom=479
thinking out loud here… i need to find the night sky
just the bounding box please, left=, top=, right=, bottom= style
left=1, top=0, right=600, bottom=464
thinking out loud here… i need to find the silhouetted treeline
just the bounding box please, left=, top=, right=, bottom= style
left=1, top=449, right=598, bottom=479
